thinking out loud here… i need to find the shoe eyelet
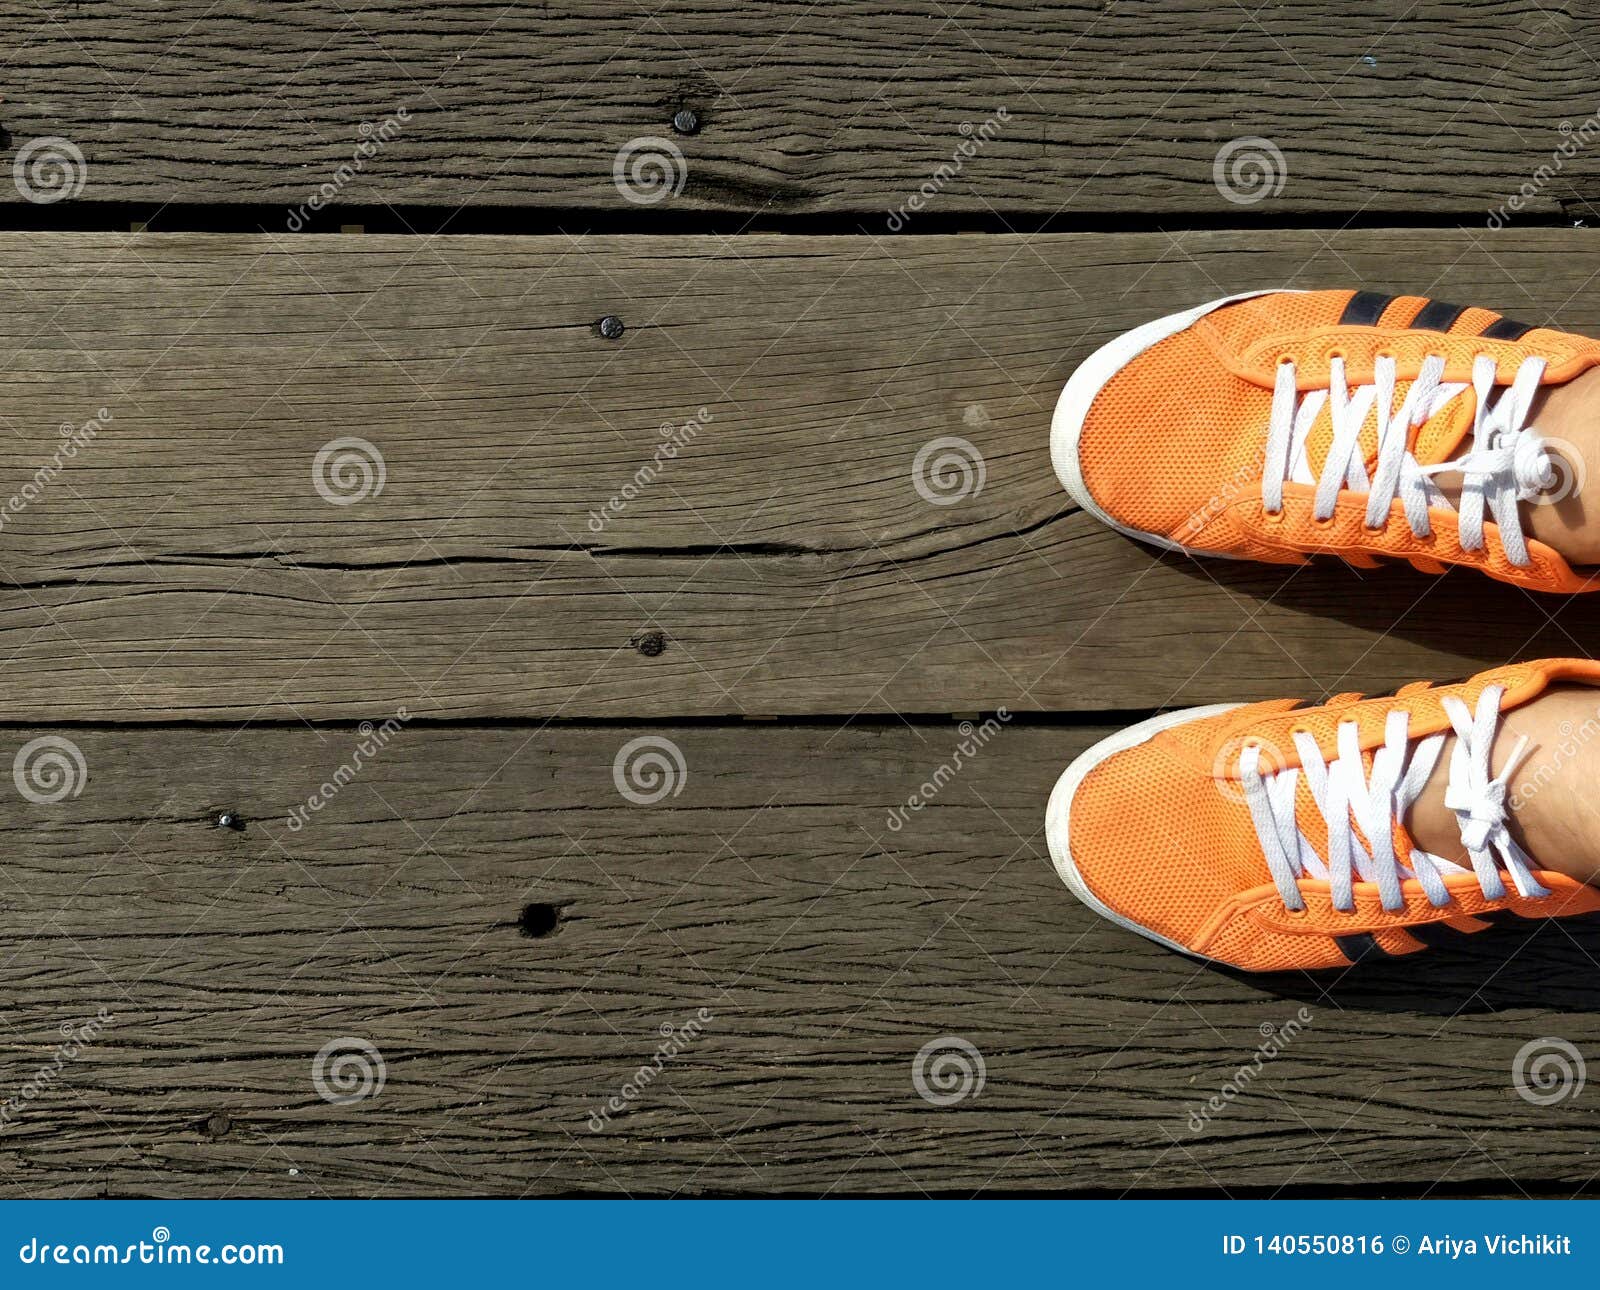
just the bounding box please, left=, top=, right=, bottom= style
left=1313, top=513, right=1337, bottom=528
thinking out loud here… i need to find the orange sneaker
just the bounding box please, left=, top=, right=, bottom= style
left=1052, top=289, right=1600, bottom=591
left=1045, top=659, right=1600, bottom=972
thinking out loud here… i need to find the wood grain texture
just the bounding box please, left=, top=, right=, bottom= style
left=2, top=722, right=1597, bottom=1198
left=0, top=229, right=1598, bottom=720
left=1, top=0, right=1597, bottom=217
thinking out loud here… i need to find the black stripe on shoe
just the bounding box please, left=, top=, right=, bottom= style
left=1404, top=921, right=1469, bottom=949
left=1334, top=932, right=1393, bottom=962
left=1409, top=299, right=1469, bottom=332
left=1476, top=909, right=1533, bottom=927
left=1339, top=291, right=1394, bottom=326
left=1480, top=316, right=1535, bottom=341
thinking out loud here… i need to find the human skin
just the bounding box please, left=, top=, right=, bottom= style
left=1521, top=367, right=1600, bottom=564
left=1407, top=683, right=1600, bottom=886
left=1426, top=365, right=1600, bottom=564
left=1392, top=368, right=1600, bottom=881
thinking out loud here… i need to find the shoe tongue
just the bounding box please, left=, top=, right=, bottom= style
left=1299, top=379, right=1478, bottom=481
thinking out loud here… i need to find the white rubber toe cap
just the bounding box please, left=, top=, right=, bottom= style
left=1050, top=289, right=1290, bottom=557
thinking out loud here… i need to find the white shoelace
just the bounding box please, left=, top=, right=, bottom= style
left=1239, top=685, right=1548, bottom=914
left=1261, top=354, right=1555, bottom=565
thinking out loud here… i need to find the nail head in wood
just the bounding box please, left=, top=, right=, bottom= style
left=672, top=108, right=700, bottom=136
left=597, top=315, right=625, bottom=340
left=634, top=630, right=667, bottom=657
left=216, top=811, right=243, bottom=831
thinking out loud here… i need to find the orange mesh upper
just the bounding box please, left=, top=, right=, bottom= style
left=1063, top=659, right=1600, bottom=972
left=1072, top=289, right=1600, bottom=592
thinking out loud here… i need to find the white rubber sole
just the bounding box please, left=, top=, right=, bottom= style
left=1044, top=704, right=1243, bottom=960
left=1050, top=289, right=1293, bottom=557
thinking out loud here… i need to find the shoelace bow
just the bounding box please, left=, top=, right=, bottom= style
left=1261, top=353, right=1555, bottom=565
left=1239, top=685, right=1548, bottom=914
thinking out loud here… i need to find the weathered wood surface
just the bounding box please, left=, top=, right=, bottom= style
left=2, top=0, right=1596, bottom=218
left=1, top=723, right=1595, bottom=1198
left=0, top=229, right=1596, bottom=721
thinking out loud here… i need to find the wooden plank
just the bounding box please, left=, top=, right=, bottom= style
left=1, top=0, right=1596, bottom=218
left=5, top=227, right=1600, bottom=720
left=0, top=229, right=1598, bottom=720
left=0, top=721, right=1595, bottom=1197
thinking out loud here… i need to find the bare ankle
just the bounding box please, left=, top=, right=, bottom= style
left=1518, top=367, right=1600, bottom=564
left=1426, top=367, right=1600, bottom=565
left=1410, top=685, right=1600, bottom=885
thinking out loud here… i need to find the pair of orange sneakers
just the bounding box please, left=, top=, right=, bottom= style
left=1047, top=288, right=1600, bottom=971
